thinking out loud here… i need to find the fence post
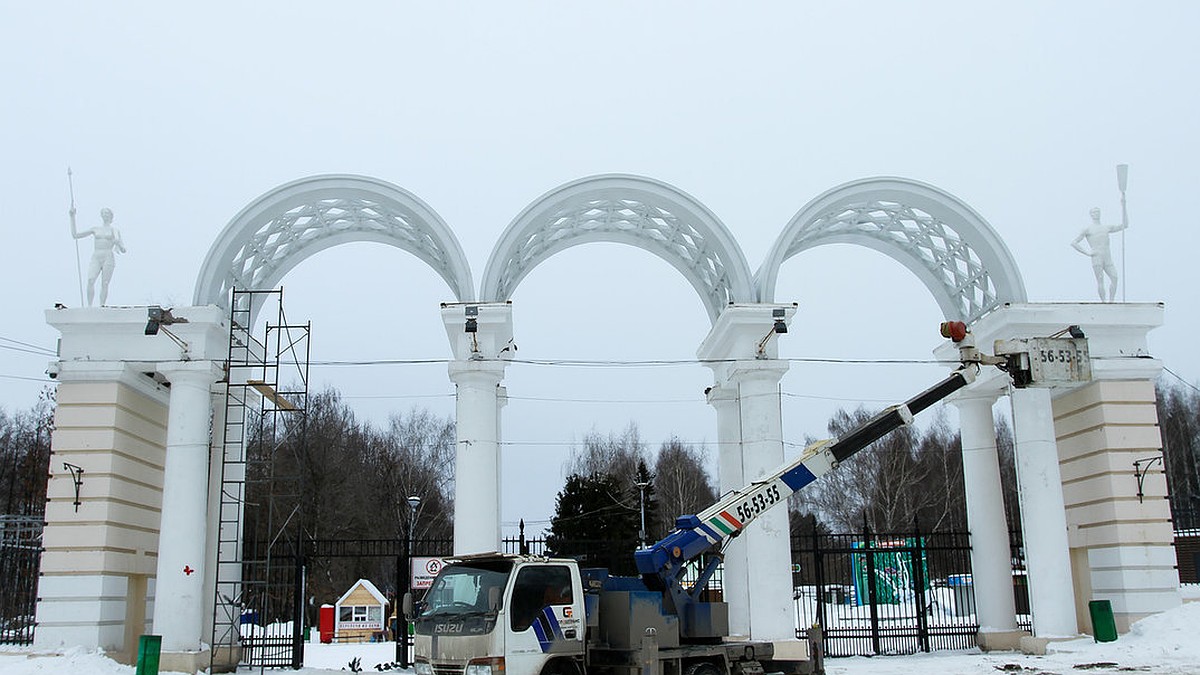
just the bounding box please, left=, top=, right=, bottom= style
left=863, top=518, right=881, bottom=656
left=291, top=551, right=305, bottom=669
left=808, top=622, right=825, bottom=675
left=812, top=522, right=825, bottom=640
left=911, top=518, right=929, bottom=653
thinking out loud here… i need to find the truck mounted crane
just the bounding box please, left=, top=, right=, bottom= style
left=406, top=323, right=1090, bottom=675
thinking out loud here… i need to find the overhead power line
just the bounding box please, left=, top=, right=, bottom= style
left=0, top=373, right=51, bottom=383
left=0, top=343, right=56, bottom=358
left=310, top=356, right=954, bottom=368
left=0, top=335, right=56, bottom=355
left=1163, top=366, right=1200, bottom=395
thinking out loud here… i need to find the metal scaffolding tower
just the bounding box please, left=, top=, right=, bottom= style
left=211, top=289, right=310, bottom=671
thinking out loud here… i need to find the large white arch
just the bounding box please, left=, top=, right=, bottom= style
left=756, top=177, right=1027, bottom=323
left=480, top=174, right=755, bottom=323
left=194, top=174, right=473, bottom=309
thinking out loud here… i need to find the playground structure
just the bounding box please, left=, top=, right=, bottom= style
left=34, top=174, right=1175, bottom=671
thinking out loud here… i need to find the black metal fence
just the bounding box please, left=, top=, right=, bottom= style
left=792, top=523, right=977, bottom=656
left=1172, top=508, right=1200, bottom=585
left=0, top=515, right=43, bottom=645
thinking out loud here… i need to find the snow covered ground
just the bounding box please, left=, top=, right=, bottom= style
left=2, top=599, right=1198, bottom=675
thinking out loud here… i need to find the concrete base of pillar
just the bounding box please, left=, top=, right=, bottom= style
left=209, top=644, right=244, bottom=673
left=977, top=629, right=1029, bottom=652
left=1019, top=635, right=1078, bottom=655
left=159, top=648, right=211, bottom=674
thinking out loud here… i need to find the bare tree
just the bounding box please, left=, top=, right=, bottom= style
left=791, top=406, right=969, bottom=533
left=567, top=423, right=647, bottom=486
left=1158, top=379, right=1200, bottom=529
left=0, top=388, right=54, bottom=516
left=652, top=437, right=717, bottom=538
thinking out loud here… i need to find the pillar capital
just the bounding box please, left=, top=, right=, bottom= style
left=947, top=384, right=1004, bottom=408
left=441, top=302, right=515, bottom=361
left=724, top=359, right=790, bottom=385
left=156, top=360, right=225, bottom=387
left=47, top=305, right=230, bottom=362
left=697, top=303, right=797, bottom=362
left=447, top=358, right=508, bottom=387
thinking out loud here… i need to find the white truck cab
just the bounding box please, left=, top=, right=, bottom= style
left=413, top=554, right=586, bottom=675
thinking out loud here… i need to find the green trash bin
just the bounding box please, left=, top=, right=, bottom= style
left=1088, top=599, right=1118, bottom=643
left=135, top=634, right=162, bottom=675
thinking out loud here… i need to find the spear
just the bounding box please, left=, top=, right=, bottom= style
left=68, top=167, right=84, bottom=307
left=1116, top=164, right=1128, bottom=302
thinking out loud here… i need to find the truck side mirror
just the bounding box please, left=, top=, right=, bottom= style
left=488, top=587, right=500, bottom=612
left=403, top=592, right=414, bottom=620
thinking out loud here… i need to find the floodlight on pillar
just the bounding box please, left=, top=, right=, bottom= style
left=1047, top=324, right=1087, bottom=340
left=464, top=306, right=481, bottom=358
left=756, top=308, right=789, bottom=358
left=145, top=306, right=191, bottom=357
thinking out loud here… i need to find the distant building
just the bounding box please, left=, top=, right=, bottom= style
left=335, top=579, right=387, bottom=642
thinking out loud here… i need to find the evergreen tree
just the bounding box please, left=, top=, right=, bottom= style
left=545, top=472, right=640, bottom=575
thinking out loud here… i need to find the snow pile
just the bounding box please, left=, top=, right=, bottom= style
left=1047, top=598, right=1200, bottom=665
left=2, top=598, right=1198, bottom=675
left=0, top=646, right=189, bottom=675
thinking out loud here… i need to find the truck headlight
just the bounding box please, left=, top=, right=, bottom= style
left=465, top=657, right=505, bottom=675
left=413, top=661, right=434, bottom=675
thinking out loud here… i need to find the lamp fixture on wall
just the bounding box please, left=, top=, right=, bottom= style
left=1132, top=455, right=1164, bottom=504
left=63, top=462, right=85, bottom=512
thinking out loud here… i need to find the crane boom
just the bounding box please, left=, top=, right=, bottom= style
left=633, top=363, right=979, bottom=583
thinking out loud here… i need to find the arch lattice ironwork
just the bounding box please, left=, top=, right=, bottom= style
left=481, top=174, right=754, bottom=323
left=194, top=175, right=473, bottom=310
left=756, top=178, right=1026, bottom=323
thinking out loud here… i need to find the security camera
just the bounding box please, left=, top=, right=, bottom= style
left=46, top=362, right=60, bottom=379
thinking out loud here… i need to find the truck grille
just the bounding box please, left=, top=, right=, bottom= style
left=434, top=666, right=463, bottom=675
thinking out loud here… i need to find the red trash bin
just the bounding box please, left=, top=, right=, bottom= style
left=319, top=604, right=335, bottom=644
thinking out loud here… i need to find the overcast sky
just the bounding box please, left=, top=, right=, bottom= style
left=2, top=2, right=1197, bottom=534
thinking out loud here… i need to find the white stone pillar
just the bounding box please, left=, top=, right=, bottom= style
left=441, top=303, right=514, bottom=556
left=698, top=304, right=797, bottom=642
left=153, top=361, right=223, bottom=653
left=201, top=388, right=226, bottom=650
left=727, top=361, right=794, bottom=641
left=1011, top=386, right=1078, bottom=637
left=449, top=361, right=506, bottom=554
left=706, top=384, right=749, bottom=637
left=951, top=390, right=1020, bottom=643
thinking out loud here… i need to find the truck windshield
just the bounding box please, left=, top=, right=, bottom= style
left=420, top=560, right=513, bottom=617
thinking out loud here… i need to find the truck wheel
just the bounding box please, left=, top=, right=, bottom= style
left=684, top=662, right=724, bottom=675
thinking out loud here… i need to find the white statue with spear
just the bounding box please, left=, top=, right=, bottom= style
left=1072, top=164, right=1129, bottom=303
left=67, top=168, right=127, bottom=307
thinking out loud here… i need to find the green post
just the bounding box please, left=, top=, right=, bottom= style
left=1088, top=599, right=1118, bottom=643
left=135, top=634, right=162, bottom=675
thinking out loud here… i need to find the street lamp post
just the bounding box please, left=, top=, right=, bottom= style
left=635, top=480, right=650, bottom=548
left=398, top=495, right=420, bottom=667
